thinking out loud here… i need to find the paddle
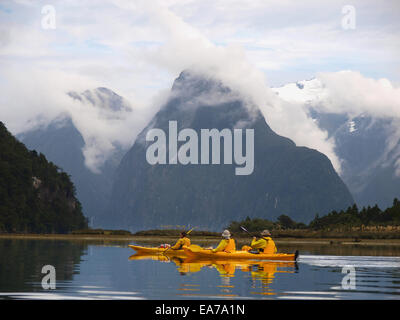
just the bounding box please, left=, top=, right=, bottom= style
left=163, top=227, right=195, bottom=254
left=240, top=226, right=271, bottom=240
left=240, top=226, right=260, bottom=238
left=240, top=226, right=270, bottom=254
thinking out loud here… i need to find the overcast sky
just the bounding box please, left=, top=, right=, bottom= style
left=0, top=0, right=399, bottom=173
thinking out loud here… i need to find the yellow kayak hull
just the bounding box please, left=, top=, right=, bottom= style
left=183, top=247, right=298, bottom=261
left=128, top=245, right=186, bottom=257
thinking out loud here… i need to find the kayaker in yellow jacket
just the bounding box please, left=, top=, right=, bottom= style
left=171, top=232, right=191, bottom=250
left=250, top=230, right=277, bottom=254
left=212, top=230, right=236, bottom=253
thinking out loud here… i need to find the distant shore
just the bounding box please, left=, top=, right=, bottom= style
left=2, top=233, right=400, bottom=247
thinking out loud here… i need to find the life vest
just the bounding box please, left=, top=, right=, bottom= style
left=182, top=237, right=191, bottom=247
left=213, top=238, right=236, bottom=253
left=172, top=237, right=191, bottom=250
left=262, top=237, right=277, bottom=254
left=224, top=238, right=236, bottom=253
left=251, top=237, right=277, bottom=254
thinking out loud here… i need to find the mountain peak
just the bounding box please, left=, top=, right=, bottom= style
left=106, top=70, right=354, bottom=231
left=67, top=87, right=132, bottom=113
left=171, top=70, right=231, bottom=99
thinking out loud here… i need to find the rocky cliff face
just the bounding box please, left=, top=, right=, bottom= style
left=106, top=71, right=354, bottom=231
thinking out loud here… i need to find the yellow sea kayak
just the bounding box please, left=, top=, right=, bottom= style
left=183, top=246, right=299, bottom=261
left=128, top=245, right=186, bottom=257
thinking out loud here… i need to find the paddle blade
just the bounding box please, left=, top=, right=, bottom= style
left=240, top=226, right=250, bottom=234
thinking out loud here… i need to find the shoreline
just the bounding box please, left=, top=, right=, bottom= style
left=2, top=233, right=400, bottom=247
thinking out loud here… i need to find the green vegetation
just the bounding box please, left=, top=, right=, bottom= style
left=309, top=200, right=400, bottom=230
left=71, top=229, right=131, bottom=235
left=0, top=122, right=88, bottom=233
left=228, top=214, right=307, bottom=233
left=133, top=229, right=220, bottom=237
left=228, top=199, right=400, bottom=239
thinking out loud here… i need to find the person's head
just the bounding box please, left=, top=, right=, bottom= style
left=181, top=232, right=187, bottom=238
left=260, top=229, right=271, bottom=237
left=221, top=230, right=231, bottom=239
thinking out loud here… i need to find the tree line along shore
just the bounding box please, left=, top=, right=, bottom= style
left=1, top=198, right=400, bottom=240
left=129, top=198, right=400, bottom=240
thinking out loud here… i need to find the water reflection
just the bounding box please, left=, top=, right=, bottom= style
left=129, top=253, right=297, bottom=297
left=0, top=239, right=87, bottom=294
left=2, top=239, right=400, bottom=300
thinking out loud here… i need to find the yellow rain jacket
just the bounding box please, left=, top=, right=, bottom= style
left=251, top=237, right=277, bottom=254
left=171, top=236, right=191, bottom=250
left=212, top=238, right=236, bottom=253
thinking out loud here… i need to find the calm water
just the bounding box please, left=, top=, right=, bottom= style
left=1, top=238, right=400, bottom=300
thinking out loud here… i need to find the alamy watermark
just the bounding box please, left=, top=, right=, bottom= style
left=41, top=5, right=56, bottom=30
left=341, top=265, right=356, bottom=290
left=341, top=5, right=356, bottom=30
left=41, top=265, right=56, bottom=289
left=145, top=121, right=254, bottom=175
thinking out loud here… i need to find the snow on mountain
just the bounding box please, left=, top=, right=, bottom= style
left=272, top=79, right=400, bottom=209
left=272, top=78, right=325, bottom=105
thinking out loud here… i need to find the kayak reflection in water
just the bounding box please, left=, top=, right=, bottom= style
left=171, top=257, right=204, bottom=275
left=129, top=252, right=297, bottom=297
left=211, top=230, right=236, bottom=253
left=171, top=258, right=297, bottom=296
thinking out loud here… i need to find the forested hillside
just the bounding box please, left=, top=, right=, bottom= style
left=0, top=122, right=88, bottom=233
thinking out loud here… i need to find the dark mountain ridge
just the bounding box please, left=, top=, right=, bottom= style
left=106, top=71, right=354, bottom=231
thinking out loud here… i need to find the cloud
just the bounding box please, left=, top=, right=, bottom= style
left=316, top=72, right=400, bottom=175
left=0, top=65, right=159, bottom=173
left=274, top=70, right=400, bottom=175
left=313, top=71, right=400, bottom=119
left=0, top=67, right=97, bottom=133
left=0, top=0, right=342, bottom=174
left=122, top=2, right=343, bottom=172
left=1, top=0, right=399, bottom=175
left=273, top=71, right=400, bottom=120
